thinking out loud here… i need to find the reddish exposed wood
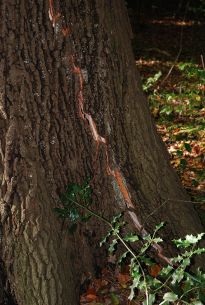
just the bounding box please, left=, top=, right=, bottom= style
left=47, top=1, right=173, bottom=266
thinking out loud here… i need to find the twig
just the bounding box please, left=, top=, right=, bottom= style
left=160, top=1, right=190, bottom=85
left=143, top=196, right=205, bottom=226
left=201, top=54, right=205, bottom=70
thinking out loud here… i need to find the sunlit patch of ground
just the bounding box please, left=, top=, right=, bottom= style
left=148, top=19, right=205, bottom=26
left=136, top=59, right=205, bottom=203
left=134, top=14, right=205, bottom=205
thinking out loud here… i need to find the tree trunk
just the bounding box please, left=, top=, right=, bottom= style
left=0, top=1, right=204, bottom=304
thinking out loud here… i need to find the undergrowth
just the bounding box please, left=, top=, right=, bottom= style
left=141, top=62, right=205, bottom=203
left=54, top=181, right=205, bottom=305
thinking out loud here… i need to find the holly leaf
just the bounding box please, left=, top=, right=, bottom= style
left=161, top=292, right=178, bottom=303
left=124, top=234, right=139, bottom=242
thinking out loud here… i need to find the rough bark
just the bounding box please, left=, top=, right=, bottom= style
left=0, top=0, right=204, bottom=305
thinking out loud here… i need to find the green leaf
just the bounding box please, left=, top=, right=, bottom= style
left=140, top=256, right=154, bottom=266
left=178, top=62, right=190, bottom=71
left=162, top=292, right=178, bottom=302
left=100, top=231, right=111, bottom=247
left=152, top=237, right=163, bottom=243
left=69, top=208, right=80, bottom=221
left=82, top=177, right=92, bottom=188
left=171, top=268, right=185, bottom=284
left=143, top=234, right=152, bottom=242
left=181, top=258, right=191, bottom=269
left=196, top=268, right=205, bottom=282
left=171, top=255, right=183, bottom=264
left=176, top=149, right=183, bottom=156
left=130, top=259, right=140, bottom=278
left=159, top=265, right=174, bottom=277
left=155, top=222, right=165, bottom=231
left=108, top=238, right=118, bottom=254
left=148, top=277, right=161, bottom=290
left=160, top=105, right=173, bottom=115
left=184, top=142, right=192, bottom=152
left=180, top=158, right=187, bottom=168
left=192, top=179, right=199, bottom=187
left=111, top=213, right=122, bottom=225
left=173, top=233, right=205, bottom=248
left=143, top=71, right=162, bottom=91
left=124, top=234, right=139, bottom=242
left=128, top=275, right=141, bottom=300
left=185, top=233, right=205, bottom=244
left=118, top=251, right=129, bottom=265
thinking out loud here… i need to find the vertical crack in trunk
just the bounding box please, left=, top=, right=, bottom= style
left=48, top=0, right=173, bottom=265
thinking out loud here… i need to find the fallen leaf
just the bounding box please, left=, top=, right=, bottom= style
left=84, top=293, right=98, bottom=302
left=117, top=273, right=131, bottom=285
left=149, top=264, right=161, bottom=277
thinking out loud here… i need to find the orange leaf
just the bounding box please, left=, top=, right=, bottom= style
left=85, top=293, right=97, bottom=302
left=93, top=279, right=108, bottom=290
left=149, top=264, right=161, bottom=277
left=86, top=287, right=96, bottom=295
left=117, top=273, right=131, bottom=284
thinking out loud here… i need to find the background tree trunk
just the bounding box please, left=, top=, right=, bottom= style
left=0, top=1, right=204, bottom=304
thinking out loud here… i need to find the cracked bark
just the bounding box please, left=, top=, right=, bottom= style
left=0, top=1, right=204, bottom=304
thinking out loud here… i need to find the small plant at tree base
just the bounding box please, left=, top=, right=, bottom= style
left=54, top=182, right=205, bottom=304
left=53, top=178, right=93, bottom=232
left=143, top=71, right=162, bottom=92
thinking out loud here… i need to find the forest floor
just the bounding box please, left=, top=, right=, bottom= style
left=134, top=13, right=205, bottom=212
left=80, top=9, right=205, bottom=305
